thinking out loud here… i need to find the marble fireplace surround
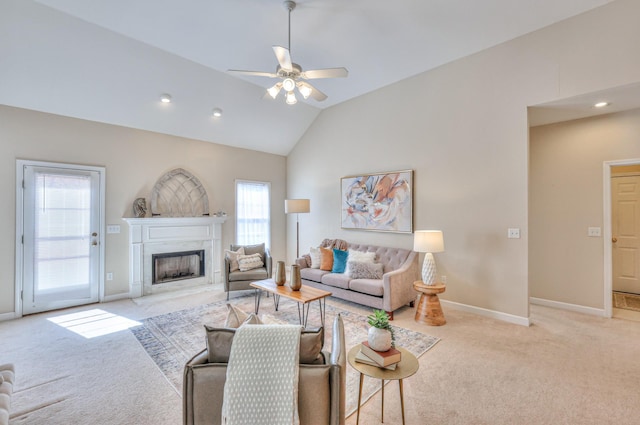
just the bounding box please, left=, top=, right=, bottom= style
left=123, top=217, right=226, bottom=297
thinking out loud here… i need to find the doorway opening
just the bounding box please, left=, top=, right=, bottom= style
left=604, top=158, right=640, bottom=320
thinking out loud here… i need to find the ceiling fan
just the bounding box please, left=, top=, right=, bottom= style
left=227, top=0, right=348, bottom=105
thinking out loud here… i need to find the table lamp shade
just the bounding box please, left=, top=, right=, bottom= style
left=413, top=230, right=444, bottom=285
left=413, top=230, right=444, bottom=253
left=285, top=199, right=310, bottom=214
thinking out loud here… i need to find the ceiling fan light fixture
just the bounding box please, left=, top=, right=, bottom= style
left=282, top=78, right=296, bottom=92
left=298, top=84, right=312, bottom=99
left=285, top=91, right=297, bottom=105
left=268, top=82, right=283, bottom=99
left=160, top=93, right=172, bottom=103
left=212, top=108, right=223, bottom=117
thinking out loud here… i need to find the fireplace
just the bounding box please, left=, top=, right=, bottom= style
left=152, top=250, right=205, bottom=284
left=123, top=216, right=226, bottom=297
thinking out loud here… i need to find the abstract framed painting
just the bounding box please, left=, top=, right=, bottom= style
left=341, top=170, right=413, bottom=233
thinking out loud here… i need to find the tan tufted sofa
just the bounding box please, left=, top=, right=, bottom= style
left=296, top=242, right=419, bottom=319
left=0, top=364, right=14, bottom=425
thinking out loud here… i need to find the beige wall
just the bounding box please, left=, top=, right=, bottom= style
left=0, top=105, right=286, bottom=315
left=287, top=0, right=640, bottom=320
left=529, top=108, right=640, bottom=308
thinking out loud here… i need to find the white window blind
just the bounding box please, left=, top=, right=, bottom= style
left=235, top=180, right=270, bottom=247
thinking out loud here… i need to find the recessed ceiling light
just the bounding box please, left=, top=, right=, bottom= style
left=212, top=108, right=223, bottom=117
left=594, top=101, right=609, bottom=108
left=160, top=94, right=172, bottom=103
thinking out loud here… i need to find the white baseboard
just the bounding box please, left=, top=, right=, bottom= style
left=529, top=297, right=605, bottom=317
left=0, top=311, right=18, bottom=322
left=440, top=299, right=531, bottom=327
left=102, top=292, right=131, bottom=303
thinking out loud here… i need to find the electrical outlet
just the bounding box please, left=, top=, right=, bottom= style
left=588, top=227, right=601, bottom=237
left=508, top=228, right=520, bottom=239
left=106, top=272, right=113, bottom=281
left=107, top=225, right=121, bottom=234
left=441, top=275, right=447, bottom=284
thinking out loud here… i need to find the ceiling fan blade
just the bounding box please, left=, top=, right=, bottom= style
left=301, top=67, right=348, bottom=79
left=227, top=69, right=278, bottom=78
left=273, top=46, right=293, bottom=72
left=298, top=81, right=328, bottom=102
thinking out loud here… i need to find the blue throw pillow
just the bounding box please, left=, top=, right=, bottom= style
left=332, top=248, right=348, bottom=273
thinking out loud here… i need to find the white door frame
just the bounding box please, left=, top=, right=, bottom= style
left=603, top=158, right=640, bottom=318
left=15, top=159, right=106, bottom=318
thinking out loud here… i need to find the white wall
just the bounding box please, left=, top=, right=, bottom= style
left=287, top=0, right=640, bottom=320
left=530, top=108, right=640, bottom=309
left=0, top=105, right=286, bottom=316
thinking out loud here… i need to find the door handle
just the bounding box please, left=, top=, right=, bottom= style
left=612, top=237, right=618, bottom=243
left=92, top=232, right=98, bottom=237
left=91, top=241, right=98, bottom=246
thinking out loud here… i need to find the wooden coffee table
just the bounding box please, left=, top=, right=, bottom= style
left=348, top=345, right=419, bottom=425
left=250, top=279, right=332, bottom=328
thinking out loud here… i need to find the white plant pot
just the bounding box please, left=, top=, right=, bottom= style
left=367, top=327, right=392, bottom=352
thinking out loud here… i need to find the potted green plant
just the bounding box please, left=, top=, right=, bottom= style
left=366, top=309, right=395, bottom=351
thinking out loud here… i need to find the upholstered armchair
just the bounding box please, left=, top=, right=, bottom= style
left=183, top=314, right=346, bottom=425
left=224, top=243, right=272, bottom=300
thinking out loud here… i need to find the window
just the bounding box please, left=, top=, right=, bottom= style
left=235, top=180, right=270, bottom=247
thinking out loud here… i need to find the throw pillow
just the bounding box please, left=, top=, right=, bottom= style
left=348, top=260, right=384, bottom=279
left=237, top=253, right=264, bottom=272
left=344, top=249, right=376, bottom=275
left=309, top=247, right=321, bottom=269
left=320, top=247, right=334, bottom=271
left=224, top=303, right=250, bottom=328
left=332, top=248, right=348, bottom=273
left=225, top=247, right=245, bottom=272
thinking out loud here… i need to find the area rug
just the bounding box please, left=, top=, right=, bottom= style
left=131, top=295, right=440, bottom=416
left=613, top=291, right=640, bottom=312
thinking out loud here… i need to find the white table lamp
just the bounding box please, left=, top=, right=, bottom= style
left=413, top=230, right=444, bottom=285
left=285, top=199, right=310, bottom=258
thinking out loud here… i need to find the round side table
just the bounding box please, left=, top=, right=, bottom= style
left=413, top=281, right=446, bottom=326
left=347, top=346, right=419, bottom=425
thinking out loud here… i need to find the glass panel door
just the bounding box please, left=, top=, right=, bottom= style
left=22, top=165, right=101, bottom=314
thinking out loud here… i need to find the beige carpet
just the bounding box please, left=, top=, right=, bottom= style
left=2, top=285, right=640, bottom=424
left=613, top=291, right=640, bottom=312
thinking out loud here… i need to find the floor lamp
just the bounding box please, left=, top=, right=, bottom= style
left=285, top=199, right=310, bottom=258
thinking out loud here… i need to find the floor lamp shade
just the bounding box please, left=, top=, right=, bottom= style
left=413, top=230, right=444, bottom=285
left=285, top=199, right=310, bottom=258
left=284, top=199, right=310, bottom=214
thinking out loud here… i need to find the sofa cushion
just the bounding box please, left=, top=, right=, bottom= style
left=321, top=273, right=351, bottom=290
left=331, top=248, right=348, bottom=273
left=300, top=267, right=329, bottom=283
left=204, top=326, right=325, bottom=365
left=348, top=261, right=384, bottom=279
left=349, top=278, right=385, bottom=297
left=237, top=253, right=264, bottom=271
left=348, top=243, right=411, bottom=273
left=228, top=267, right=268, bottom=282
left=225, top=247, right=245, bottom=272
left=320, top=247, right=334, bottom=271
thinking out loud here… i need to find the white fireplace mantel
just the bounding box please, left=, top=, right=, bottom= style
left=123, top=216, right=226, bottom=297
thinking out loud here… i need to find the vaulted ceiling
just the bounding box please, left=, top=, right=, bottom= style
left=1, top=0, right=616, bottom=155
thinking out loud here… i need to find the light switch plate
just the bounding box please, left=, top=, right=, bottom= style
left=107, top=225, right=121, bottom=234
left=508, top=228, right=520, bottom=239
left=588, top=227, right=601, bottom=237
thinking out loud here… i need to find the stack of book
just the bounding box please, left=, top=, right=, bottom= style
left=354, top=341, right=402, bottom=370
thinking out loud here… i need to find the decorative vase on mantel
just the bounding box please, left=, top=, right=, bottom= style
left=289, top=264, right=302, bottom=291
left=367, top=327, right=392, bottom=352
left=275, top=261, right=286, bottom=286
